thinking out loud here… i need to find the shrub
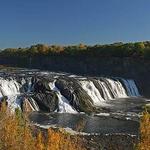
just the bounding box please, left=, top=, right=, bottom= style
left=137, top=110, right=150, bottom=150
left=0, top=102, right=86, bottom=150
left=0, top=103, right=35, bottom=150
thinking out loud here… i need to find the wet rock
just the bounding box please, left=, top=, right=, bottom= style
left=21, top=97, right=39, bottom=112
left=33, top=91, right=58, bottom=112
left=55, top=78, right=95, bottom=113
left=34, top=79, right=51, bottom=93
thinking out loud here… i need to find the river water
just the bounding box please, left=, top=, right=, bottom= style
left=0, top=68, right=149, bottom=135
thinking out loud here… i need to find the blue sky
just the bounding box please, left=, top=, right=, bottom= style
left=0, top=0, right=150, bottom=49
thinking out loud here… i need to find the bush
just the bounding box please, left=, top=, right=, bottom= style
left=0, top=102, right=86, bottom=150
left=137, top=110, right=150, bottom=150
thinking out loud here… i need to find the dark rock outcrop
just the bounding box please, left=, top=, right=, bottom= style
left=55, top=78, right=95, bottom=113
left=33, top=78, right=51, bottom=93
left=32, top=92, right=58, bottom=112
left=21, top=77, right=59, bottom=112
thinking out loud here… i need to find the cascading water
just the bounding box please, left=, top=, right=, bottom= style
left=121, top=79, right=140, bottom=96
left=49, top=81, right=77, bottom=113
left=0, top=78, right=21, bottom=111
left=104, top=78, right=127, bottom=98
left=0, top=71, right=141, bottom=113
left=0, top=78, right=20, bottom=97
left=96, top=80, right=113, bottom=100
left=79, top=80, right=105, bottom=106
left=78, top=78, right=140, bottom=107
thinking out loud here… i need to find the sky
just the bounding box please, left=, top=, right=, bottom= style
left=0, top=0, right=150, bottom=49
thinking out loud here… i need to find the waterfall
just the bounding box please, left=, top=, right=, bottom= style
left=49, top=81, right=77, bottom=113
left=79, top=80, right=105, bottom=106
left=0, top=77, right=20, bottom=97
left=0, top=71, right=141, bottom=113
left=0, top=78, right=21, bottom=111
left=121, top=79, right=140, bottom=96
left=104, top=78, right=127, bottom=98
left=0, top=77, right=34, bottom=111
left=79, top=78, right=140, bottom=106
left=96, top=80, right=113, bottom=100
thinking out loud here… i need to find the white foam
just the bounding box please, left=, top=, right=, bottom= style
left=105, top=78, right=127, bottom=98
left=0, top=78, right=21, bottom=111
left=49, top=81, right=77, bottom=113
left=96, top=113, right=110, bottom=116
left=80, top=80, right=105, bottom=106
left=7, top=95, right=21, bottom=112
left=0, top=78, right=20, bottom=97
left=97, top=80, right=112, bottom=100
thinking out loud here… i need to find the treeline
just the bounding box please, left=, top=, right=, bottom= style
left=1, top=41, right=150, bottom=58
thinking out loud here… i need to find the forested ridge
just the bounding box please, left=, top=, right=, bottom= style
left=1, top=41, right=150, bottom=58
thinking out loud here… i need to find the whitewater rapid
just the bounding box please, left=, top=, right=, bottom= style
left=0, top=71, right=141, bottom=113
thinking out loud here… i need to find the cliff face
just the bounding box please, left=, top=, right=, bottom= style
left=0, top=55, right=150, bottom=97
